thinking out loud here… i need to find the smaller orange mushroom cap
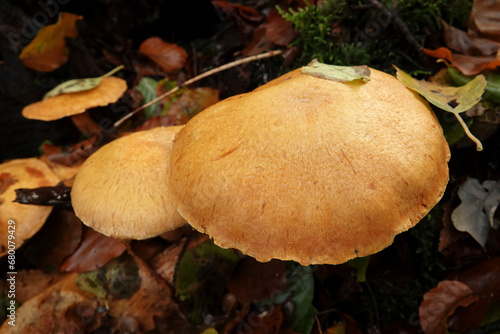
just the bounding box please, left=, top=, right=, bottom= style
left=71, top=126, right=186, bottom=239
left=22, top=77, right=127, bottom=121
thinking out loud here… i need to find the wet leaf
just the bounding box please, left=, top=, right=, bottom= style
left=134, top=77, right=161, bottom=119
left=451, top=178, right=500, bottom=247
left=14, top=182, right=71, bottom=206
left=302, top=59, right=370, bottom=82
left=43, top=65, right=124, bottom=100
left=76, top=254, right=141, bottom=299
left=396, top=66, right=486, bottom=150
left=139, top=37, right=187, bottom=73
left=60, top=228, right=126, bottom=273
left=419, top=280, right=479, bottom=334
left=175, top=239, right=238, bottom=323
left=19, top=13, right=83, bottom=72
left=256, top=263, right=316, bottom=334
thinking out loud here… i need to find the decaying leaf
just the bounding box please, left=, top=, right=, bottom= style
left=451, top=178, right=500, bottom=247
left=472, top=0, right=500, bottom=41
left=43, top=65, right=124, bottom=100
left=395, top=66, right=486, bottom=150
left=60, top=228, right=126, bottom=273
left=0, top=158, right=60, bottom=257
left=302, top=59, right=371, bottom=82
left=419, top=280, right=479, bottom=334
left=175, top=239, right=239, bottom=324
left=448, top=67, right=500, bottom=105
left=134, top=77, right=162, bottom=119
left=23, top=76, right=127, bottom=121
left=76, top=255, right=141, bottom=299
left=228, top=257, right=287, bottom=303
left=19, top=12, right=83, bottom=72
left=255, top=263, right=316, bottom=334
left=139, top=37, right=187, bottom=73
left=14, top=182, right=71, bottom=206
left=424, top=1, right=500, bottom=76
left=447, top=257, right=500, bottom=331
left=0, top=273, right=100, bottom=333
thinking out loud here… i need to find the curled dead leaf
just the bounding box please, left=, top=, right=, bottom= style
left=424, top=47, right=500, bottom=76
left=19, top=12, right=83, bottom=72
left=60, top=228, right=126, bottom=273
left=139, top=37, right=187, bottom=73
left=419, top=280, right=479, bottom=334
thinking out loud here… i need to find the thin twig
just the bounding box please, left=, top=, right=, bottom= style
left=453, top=112, right=483, bottom=151
left=314, top=314, right=323, bottom=334
left=113, top=50, right=283, bottom=128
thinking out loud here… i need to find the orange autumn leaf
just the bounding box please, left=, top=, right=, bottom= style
left=423, top=47, right=500, bottom=76
left=19, top=12, right=82, bottom=72
left=60, top=228, right=126, bottom=273
left=139, top=37, right=187, bottom=73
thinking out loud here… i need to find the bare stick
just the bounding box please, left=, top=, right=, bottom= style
left=113, top=50, right=283, bottom=128
left=453, top=112, right=483, bottom=151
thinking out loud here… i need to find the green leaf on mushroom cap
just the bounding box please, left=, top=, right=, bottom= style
left=395, top=66, right=486, bottom=151
left=301, top=59, right=371, bottom=82
left=43, top=65, right=124, bottom=100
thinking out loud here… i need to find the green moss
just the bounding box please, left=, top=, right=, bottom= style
left=279, top=0, right=472, bottom=72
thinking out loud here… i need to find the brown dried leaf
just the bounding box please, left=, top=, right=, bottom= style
left=419, top=280, right=479, bottom=334
left=228, top=257, right=287, bottom=303
left=0, top=273, right=101, bottom=333
left=19, top=13, right=83, bottom=72
left=442, top=19, right=499, bottom=56
left=472, top=0, right=500, bottom=42
left=150, top=238, right=187, bottom=286
left=212, top=0, right=264, bottom=33
left=28, top=208, right=83, bottom=270
left=264, top=9, right=299, bottom=46
left=106, top=252, right=178, bottom=332
left=60, top=228, right=126, bottom=273
left=139, top=37, right=187, bottom=73
left=242, top=25, right=274, bottom=56
left=5, top=270, right=67, bottom=304
left=447, top=257, right=500, bottom=331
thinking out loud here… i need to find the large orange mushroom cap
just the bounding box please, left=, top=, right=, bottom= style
left=168, top=67, right=451, bottom=265
left=71, top=126, right=186, bottom=240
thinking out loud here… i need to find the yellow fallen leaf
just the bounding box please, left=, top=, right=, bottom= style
left=19, top=12, right=83, bottom=72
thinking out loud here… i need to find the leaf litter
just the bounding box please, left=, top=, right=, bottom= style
left=3, top=1, right=500, bottom=333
